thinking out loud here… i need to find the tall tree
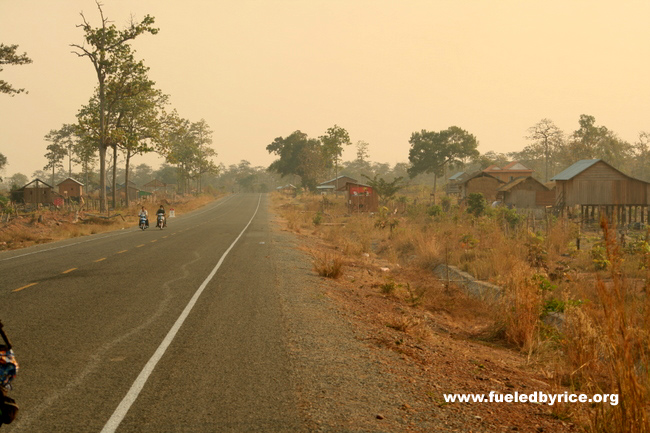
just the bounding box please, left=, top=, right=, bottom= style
left=43, top=140, right=67, bottom=186
left=71, top=2, right=157, bottom=212
left=0, top=153, right=6, bottom=182
left=355, top=140, right=370, bottom=162
left=558, top=114, right=632, bottom=168
left=44, top=124, right=80, bottom=177
left=320, top=125, right=351, bottom=186
left=267, top=130, right=325, bottom=190
left=188, top=119, right=217, bottom=194
left=0, top=44, right=32, bottom=96
left=632, top=131, right=650, bottom=181
left=408, top=126, right=479, bottom=202
left=9, top=173, right=28, bottom=189
left=525, top=118, right=564, bottom=182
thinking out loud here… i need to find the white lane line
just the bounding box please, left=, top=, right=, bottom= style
left=100, top=194, right=262, bottom=433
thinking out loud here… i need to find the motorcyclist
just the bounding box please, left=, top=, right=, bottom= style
left=139, top=206, right=149, bottom=228
left=0, top=321, right=19, bottom=426
left=156, top=205, right=166, bottom=228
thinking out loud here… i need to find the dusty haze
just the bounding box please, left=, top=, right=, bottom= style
left=1, top=0, right=649, bottom=178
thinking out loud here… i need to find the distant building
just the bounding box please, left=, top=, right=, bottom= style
left=459, top=172, right=505, bottom=203
left=276, top=184, right=297, bottom=195
left=337, top=181, right=378, bottom=213
left=551, top=159, right=650, bottom=223
left=497, top=176, right=554, bottom=209
left=57, top=177, right=84, bottom=198
left=483, top=161, right=534, bottom=183
left=117, top=181, right=139, bottom=202
left=143, top=179, right=167, bottom=193
left=446, top=171, right=467, bottom=195
left=20, top=179, right=55, bottom=204
left=317, top=175, right=359, bottom=194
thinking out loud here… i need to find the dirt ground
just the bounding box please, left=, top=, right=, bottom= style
left=275, top=213, right=577, bottom=432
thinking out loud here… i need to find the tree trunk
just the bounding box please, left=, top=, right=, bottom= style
left=432, top=174, right=437, bottom=204
left=124, top=149, right=132, bottom=207
left=99, top=76, right=107, bottom=213
left=112, top=145, right=118, bottom=209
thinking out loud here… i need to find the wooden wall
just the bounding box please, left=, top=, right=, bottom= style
left=562, top=161, right=649, bottom=205
left=465, top=177, right=502, bottom=202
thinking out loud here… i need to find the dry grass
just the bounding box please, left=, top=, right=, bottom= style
left=560, top=219, right=650, bottom=433
left=273, top=191, right=650, bottom=431
left=311, top=250, right=344, bottom=279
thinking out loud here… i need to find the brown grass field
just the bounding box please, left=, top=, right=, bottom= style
left=274, top=189, right=650, bottom=432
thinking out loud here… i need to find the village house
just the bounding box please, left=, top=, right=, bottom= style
left=117, top=180, right=140, bottom=202
left=497, top=176, right=555, bottom=212
left=143, top=179, right=167, bottom=193
left=446, top=171, right=467, bottom=195
left=316, top=175, right=359, bottom=194
left=458, top=171, right=505, bottom=203
left=57, top=177, right=84, bottom=199
left=19, top=179, right=56, bottom=204
left=276, top=184, right=297, bottom=195
left=551, top=159, right=650, bottom=224
left=337, top=181, right=378, bottom=213
left=483, top=161, right=534, bottom=183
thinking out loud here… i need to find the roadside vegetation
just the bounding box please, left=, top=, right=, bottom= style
left=274, top=189, right=650, bottom=433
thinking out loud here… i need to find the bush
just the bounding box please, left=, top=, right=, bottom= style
left=466, top=193, right=487, bottom=217
left=312, top=252, right=344, bottom=278
left=426, top=204, right=442, bottom=217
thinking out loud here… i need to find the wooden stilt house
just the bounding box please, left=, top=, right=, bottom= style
left=550, top=159, right=650, bottom=225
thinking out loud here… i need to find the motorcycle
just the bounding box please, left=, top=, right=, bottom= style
left=139, top=215, right=148, bottom=230
left=0, top=321, right=19, bottom=427
left=156, top=214, right=165, bottom=230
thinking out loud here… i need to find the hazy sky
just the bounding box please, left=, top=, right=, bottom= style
left=2, top=1, right=649, bottom=179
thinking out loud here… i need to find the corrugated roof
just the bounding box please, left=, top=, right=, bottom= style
left=460, top=171, right=504, bottom=185
left=56, top=177, right=84, bottom=186
left=550, top=159, right=601, bottom=181
left=497, top=176, right=548, bottom=192
left=448, top=171, right=466, bottom=180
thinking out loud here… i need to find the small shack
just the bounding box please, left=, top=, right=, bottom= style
left=276, top=184, right=297, bottom=195
left=497, top=176, right=554, bottom=209
left=551, top=159, right=650, bottom=224
left=143, top=179, right=167, bottom=193
left=317, top=175, right=359, bottom=194
left=57, top=177, right=84, bottom=199
left=446, top=171, right=467, bottom=195
left=20, top=179, right=55, bottom=204
left=338, top=182, right=379, bottom=213
left=459, top=172, right=505, bottom=203
left=483, top=161, right=534, bottom=183
left=117, top=181, right=140, bottom=202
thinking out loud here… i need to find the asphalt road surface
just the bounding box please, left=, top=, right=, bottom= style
left=0, top=193, right=310, bottom=432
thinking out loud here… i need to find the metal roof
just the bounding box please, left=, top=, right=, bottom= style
left=550, top=159, right=601, bottom=181
left=497, top=176, right=548, bottom=192
left=448, top=171, right=466, bottom=181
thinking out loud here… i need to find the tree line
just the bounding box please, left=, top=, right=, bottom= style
left=1, top=2, right=219, bottom=211
left=266, top=115, right=650, bottom=196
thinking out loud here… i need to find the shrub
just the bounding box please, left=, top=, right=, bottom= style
left=427, top=204, right=442, bottom=217
left=466, top=193, right=487, bottom=217
left=312, top=251, right=344, bottom=278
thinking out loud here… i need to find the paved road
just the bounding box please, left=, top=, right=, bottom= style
left=0, top=193, right=308, bottom=432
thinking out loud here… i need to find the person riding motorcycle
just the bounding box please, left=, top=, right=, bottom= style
left=156, top=205, right=166, bottom=228
left=0, top=321, right=19, bottom=427
left=139, top=206, right=149, bottom=228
